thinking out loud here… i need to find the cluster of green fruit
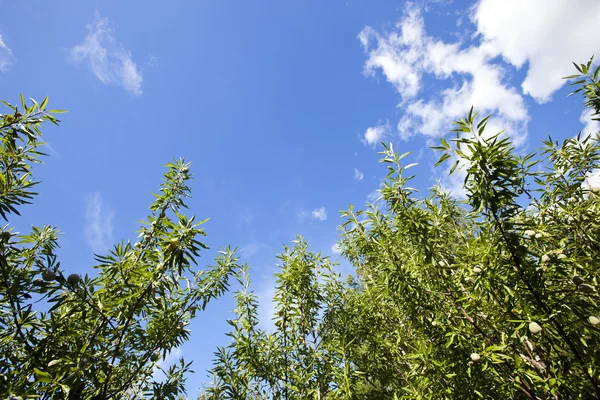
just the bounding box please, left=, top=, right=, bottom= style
left=41, top=271, right=80, bottom=285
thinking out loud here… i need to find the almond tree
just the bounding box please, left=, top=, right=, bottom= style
left=333, top=58, right=600, bottom=399
left=201, top=59, right=600, bottom=399
left=202, top=238, right=351, bottom=399
left=0, top=97, right=238, bottom=399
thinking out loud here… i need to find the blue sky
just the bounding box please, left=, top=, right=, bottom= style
left=1, top=0, right=600, bottom=395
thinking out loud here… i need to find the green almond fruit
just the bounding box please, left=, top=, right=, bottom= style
left=67, top=274, right=80, bottom=285
left=578, top=284, right=595, bottom=293
left=42, top=271, right=56, bottom=282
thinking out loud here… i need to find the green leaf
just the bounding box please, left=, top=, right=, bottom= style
left=40, top=96, right=49, bottom=110
left=33, top=368, right=52, bottom=383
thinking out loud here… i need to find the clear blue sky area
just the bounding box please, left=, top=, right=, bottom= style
left=1, top=0, right=598, bottom=396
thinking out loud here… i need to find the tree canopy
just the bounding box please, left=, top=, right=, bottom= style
left=201, top=59, right=600, bottom=399
left=2, top=59, right=600, bottom=399
left=0, top=97, right=237, bottom=399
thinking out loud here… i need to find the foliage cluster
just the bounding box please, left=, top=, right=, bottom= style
left=202, top=59, right=600, bottom=399
left=0, top=97, right=237, bottom=399
left=2, top=60, right=600, bottom=399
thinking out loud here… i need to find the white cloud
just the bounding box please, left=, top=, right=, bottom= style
left=257, top=277, right=277, bottom=332
left=311, top=207, right=327, bottom=221
left=586, top=169, right=600, bottom=192
left=360, top=3, right=528, bottom=144
left=84, top=192, right=115, bottom=254
left=331, top=243, right=341, bottom=255
left=439, top=163, right=469, bottom=199
left=360, top=1, right=600, bottom=198
left=298, top=206, right=328, bottom=222
left=354, top=168, right=364, bottom=181
left=364, top=123, right=390, bottom=145
left=475, top=0, right=600, bottom=103
left=0, top=34, right=15, bottom=72
left=359, top=6, right=425, bottom=100
left=240, top=243, right=260, bottom=259
left=69, top=13, right=143, bottom=95
left=147, top=54, right=159, bottom=68
left=580, top=108, right=600, bottom=138
left=367, top=188, right=381, bottom=203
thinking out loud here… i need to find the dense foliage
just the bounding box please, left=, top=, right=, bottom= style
left=2, top=59, right=600, bottom=399
left=0, top=97, right=237, bottom=399
left=201, top=59, right=600, bottom=399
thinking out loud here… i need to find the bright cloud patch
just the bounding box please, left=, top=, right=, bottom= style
left=257, top=277, right=277, bottom=332
left=311, top=207, right=327, bottom=221
left=360, top=1, right=600, bottom=142
left=0, top=34, right=15, bottom=72
left=359, top=1, right=600, bottom=198
left=69, top=13, right=143, bottom=95
left=331, top=243, right=341, bottom=255
left=586, top=169, right=600, bottom=192
left=298, top=206, right=328, bottom=222
left=84, top=191, right=115, bottom=254
left=354, top=168, right=364, bottom=181
left=364, top=123, right=389, bottom=145
left=580, top=108, right=600, bottom=138
left=360, top=3, right=528, bottom=143
left=475, top=0, right=600, bottom=103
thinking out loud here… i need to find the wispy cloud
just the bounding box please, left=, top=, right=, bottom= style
left=240, top=242, right=276, bottom=261
left=360, top=3, right=529, bottom=146
left=354, top=168, right=364, bottom=181
left=580, top=108, right=600, bottom=138
left=311, top=207, right=327, bottom=221
left=298, top=206, right=328, bottom=222
left=331, top=243, right=341, bottom=255
left=439, top=167, right=468, bottom=199
left=367, top=188, right=381, bottom=203
left=360, top=0, right=600, bottom=147
left=146, top=54, right=159, bottom=68
left=84, top=192, right=115, bottom=254
left=257, top=277, right=277, bottom=332
left=0, top=34, right=15, bottom=72
left=69, top=12, right=143, bottom=95
left=363, top=123, right=390, bottom=145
